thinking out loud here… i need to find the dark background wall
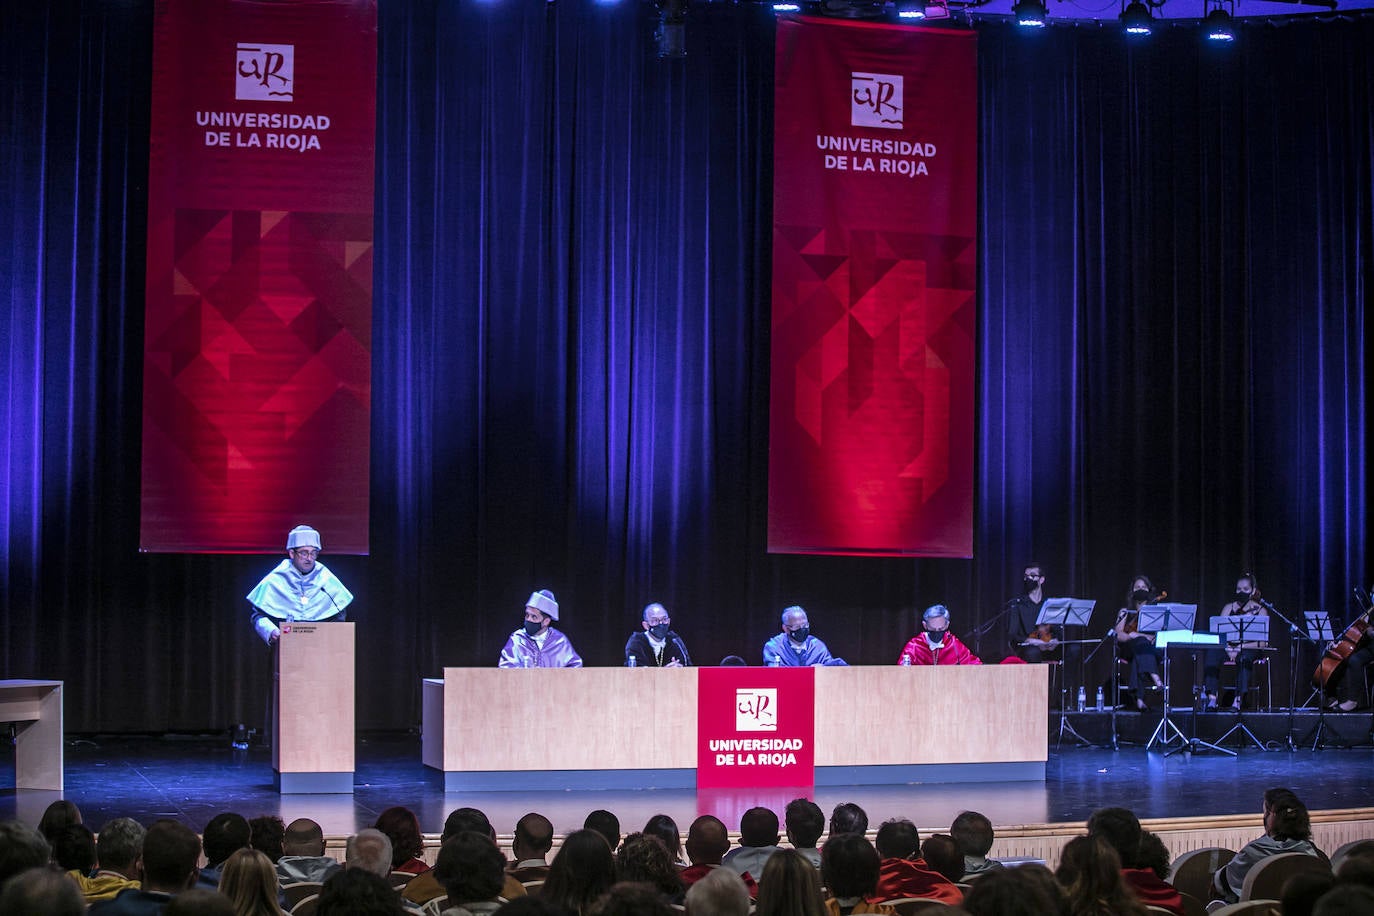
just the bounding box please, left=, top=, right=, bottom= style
left=1, top=1, right=1369, bottom=732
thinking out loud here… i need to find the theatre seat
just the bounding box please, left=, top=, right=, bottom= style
left=1168, top=846, right=1235, bottom=903
left=1204, top=901, right=1279, bottom=916
left=1240, top=852, right=1330, bottom=902
left=282, top=883, right=324, bottom=909
left=291, top=895, right=320, bottom=916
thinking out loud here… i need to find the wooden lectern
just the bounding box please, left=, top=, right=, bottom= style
left=274, top=622, right=354, bottom=793
left=0, top=680, right=63, bottom=791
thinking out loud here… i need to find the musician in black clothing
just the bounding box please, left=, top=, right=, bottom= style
left=624, top=602, right=693, bottom=667
left=1321, top=598, right=1374, bottom=712
left=1007, top=563, right=1057, bottom=663
left=1202, top=573, right=1269, bottom=710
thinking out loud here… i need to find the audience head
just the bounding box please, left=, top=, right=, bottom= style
left=374, top=806, right=424, bottom=868
left=963, top=865, right=1061, bottom=916
left=164, top=888, right=237, bottom=916
left=0, top=866, right=84, bottom=916
left=0, top=820, right=50, bottom=886
left=821, top=832, right=881, bottom=900
left=874, top=818, right=920, bottom=860
left=95, top=817, right=145, bottom=875
left=346, top=828, right=394, bottom=878
left=283, top=818, right=327, bottom=857
left=1313, top=885, right=1374, bottom=916
left=830, top=802, right=869, bottom=838
left=951, top=811, right=996, bottom=858
left=443, top=807, right=495, bottom=842
left=1056, top=834, right=1129, bottom=907
left=514, top=812, right=555, bottom=861
left=1086, top=807, right=1142, bottom=867
left=141, top=819, right=202, bottom=893
left=587, top=881, right=676, bottom=916
left=217, top=848, right=281, bottom=915
left=615, top=832, right=682, bottom=896
left=685, top=815, right=730, bottom=866
left=643, top=814, right=682, bottom=862
left=1283, top=871, right=1337, bottom=916
left=248, top=816, right=285, bottom=863
left=203, top=812, right=252, bottom=868
left=1137, top=830, right=1170, bottom=879
left=921, top=834, right=964, bottom=882
left=785, top=799, right=825, bottom=851
left=434, top=831, right=506, bottom=905
left=739, top=807, right=780, bottom=849
left=37, top=800, right=82, bottom=846
left=685, top=864, right=751, bottom=916
left=1264, top=787, right=1312, bottom=841
left=755, top=847, right=827, bottom=916
left=719, top=655, right=748, bottom=666
left=543, top=829, right=618, bottom=914
left=584, top=810, right=621, bottom=851
left=316, top=867, right=407, bottom=916
left=52, top=823, right=97, bottom=873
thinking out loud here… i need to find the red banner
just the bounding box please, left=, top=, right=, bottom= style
left=769, top=18, right=977, bottom=557
left=697, top=667, right=815, bottom=789
left=140, top=0, right=376, bottom=553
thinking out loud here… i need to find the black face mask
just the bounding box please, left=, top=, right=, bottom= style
left=648, top=623, right=670, bottom=640
left=1024, top=577, right=1039, bottom=593
left=523, top=619, right=543, bottom=637
left=1236, top=591, right=1253, bottom=604
left=1132, top=588, right=1151, bottom=603
left=789, top=627, right=810, bottom=643
left=926, top=629, right=947, bottom=646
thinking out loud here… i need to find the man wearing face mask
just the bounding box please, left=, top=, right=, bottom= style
left=899, top=605, right=982, bottom=665
left=624, top=602, right=692, bottom=667
left=246, top=525, right=354, bottom=646
left=498, top=589, right=583, bottom=668
left=761, top=606, right=847, bottom=666
left=1006, top=562, right=1058, bottom=663
left=1202, top=573, right=1270, bottom=710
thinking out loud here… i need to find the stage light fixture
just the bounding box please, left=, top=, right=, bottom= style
left=772, top=1, right=802, bottom=9
left=1120, top=0, right=1153, bottom=33
left=895, top=0, right=926, bottom=18
left=1013, top=0, right=1048, bottom=27
left=1203, top=2, right=1235, bottom=40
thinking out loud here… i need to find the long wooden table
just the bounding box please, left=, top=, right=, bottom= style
left=423, top=665, right=1047, bottom=790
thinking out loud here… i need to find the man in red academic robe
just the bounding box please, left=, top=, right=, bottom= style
left=898, top=605, right=982, bottom=666
left=865, top=819, right=963, bottom=905
left=679, top=815, right=760, bottom=899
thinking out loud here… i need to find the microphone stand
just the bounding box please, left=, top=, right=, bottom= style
left=970, top=598, right=1020, bottom=658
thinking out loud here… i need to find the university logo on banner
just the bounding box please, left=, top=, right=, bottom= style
left=698, top=667, right=814, bottom=789
left=141, top=1, right=377, bottom=554
left=769, top=17, right=977, bottom=557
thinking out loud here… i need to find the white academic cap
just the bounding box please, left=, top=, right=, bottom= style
left=286, top=525, right=322, bottom=551
left=526, top=589, right=559, bottom=621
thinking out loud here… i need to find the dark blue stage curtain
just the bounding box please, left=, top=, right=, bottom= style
left=1, top=1, right=1369, bottom=731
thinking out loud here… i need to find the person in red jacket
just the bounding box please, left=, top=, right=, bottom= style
left=898, top=606, right=982, bottom=666
left=1086, top=807, right=1185, bottom=916
left=866, top=819, right=963, bottom=905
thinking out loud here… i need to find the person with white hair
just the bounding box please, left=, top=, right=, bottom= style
left=345, top=829, right=394, bottom=878
left=685, top=865, right=751, bottom=916
left=246, top=524, right=354, bottom=646
left=761, top=606, right=847, bottom=667
left=898, top=605, right=982, bottom=665
left=499, top=589, right=583, bottom=667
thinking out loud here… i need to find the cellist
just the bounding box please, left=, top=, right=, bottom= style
left=1318, top=595, right=1374, bottom=713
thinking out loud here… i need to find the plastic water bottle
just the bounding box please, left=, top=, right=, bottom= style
left=1095, top=687, right=1105, bottom=711
left=901, top=655, right=912, bottom=667
left=1076, top=686, right=1086, bottom=712
left=627, top=655, right=638, bottom=668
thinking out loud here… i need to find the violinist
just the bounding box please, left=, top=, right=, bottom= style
left=1007, top=563, right=1056, bottom=663
left=1202, top=573, right=1269, bottom=711
left=1115, top=574, right=1165, bottom=710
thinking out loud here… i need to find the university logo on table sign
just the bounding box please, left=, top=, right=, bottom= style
left=735, top=688, right=778, bottom=731
left=851, top=72, right=903, bottom=129
left=236, top=42, right=294, bottom=102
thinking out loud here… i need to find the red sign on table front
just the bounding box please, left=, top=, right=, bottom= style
left=697, top=667, right=815, bottom=789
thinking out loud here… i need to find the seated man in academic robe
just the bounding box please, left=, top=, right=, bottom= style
left=898, top=605, right=982, bottom=666
left=762, top=606, right=847, bottom=666
left=498, top=590, right=583, bottom=668
left=624, top=602, right=692, bottom=667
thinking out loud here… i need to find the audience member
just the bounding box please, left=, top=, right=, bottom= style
left=868, top=819, right=960, bottom=904
left=0, top=819, right=50, bottom=886
left=201, top=812, right=253, bottom=890
left=683, top=865, right=750, bottom=916
left=165, top=888, right=237, bottom=916
left=1137, top=831, right=1170, bottom=880
left=962, top=866, right=1060, bottom=916
left=830, top=803, right=869, bottom=839
left=1313, top=885, right=1374, bottom=916
left=585, top=881, right=675, bottom=916
left=919, top=834, right=965, bottom=884
left=1283, top=871, right=1337, bottom=916
left=90, top=818, right=202, bottom=915
left=821, top=833, right=894, bottom=915
left=582, top=811, right=620, bottom=852
left=317, top=868, right=408, bottom=916
left=1087, top=807, right=1184, bottom=915
left=72, top=817, right=145, bottom=903
left=614, top=833, right=683, bottom=902
left=785, top=799, right=826, bottom=868
left=37, top=800, right=83, bottom=848
left=510, top=813, right=555, bottom=883
left=52, top=823, right=97, bottom=874
left=1215, top=788, right=1323, bottom=904
left=643, top=814, right=685, bottom=866
left=431, top=831, right=507, bottom=916
left=951, top=811, right=1003, bottom=878
left=1055, top=834, right=1148, bottom=916
left=277, top=818, right=342, bottom=885
left=403, top=809, right=525, bottom=908
left=0, top=866, right=85, bottom=916
left=1013, top=862, right=1068, bottom=914
left=347, top=829, right=395, bottom=878
left=249, top=817, right=286, bottom=863
left=541, top=829, right=617, bottom=915
left=680, top=816, right=756, bottom=897
left=218, top=848, right=286, bottom=916
left=376, top=807, right=430, bottom=876
left=721, top=808, right=783, bottom=880
left=754, top=848, right=827, bottom=916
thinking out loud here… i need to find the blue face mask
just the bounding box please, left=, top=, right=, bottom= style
left=524, top=619, right=543, bottom=637
left=649, top=623, right=670, bottom=640
left=789, top=627, right=810, bottom=643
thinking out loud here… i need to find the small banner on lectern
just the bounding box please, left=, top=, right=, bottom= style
left=769, top=17, right=977, bottom=557
left=140, top=0, right=377, bottom=553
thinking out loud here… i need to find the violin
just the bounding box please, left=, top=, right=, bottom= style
left=1120, top=589, right=1166, bottom=637
left=1029, top=623, right=1055, bottom=642
left=1313, top=591, right=1374, bottom=690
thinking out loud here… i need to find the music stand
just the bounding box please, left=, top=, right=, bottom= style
left=1040, top=598, right=1097, bottom=747
left=1301, top=611, right=1337, bottom=749
left=1137, top=604, right=1198, bottom=752
left=1210, top=614, right=1269, bottom=751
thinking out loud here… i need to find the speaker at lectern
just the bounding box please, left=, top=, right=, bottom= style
left=274, top=621, right=354, bottom=793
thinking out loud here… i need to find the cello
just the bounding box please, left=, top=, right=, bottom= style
left=1312, top=592, right=1374, bottom=691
